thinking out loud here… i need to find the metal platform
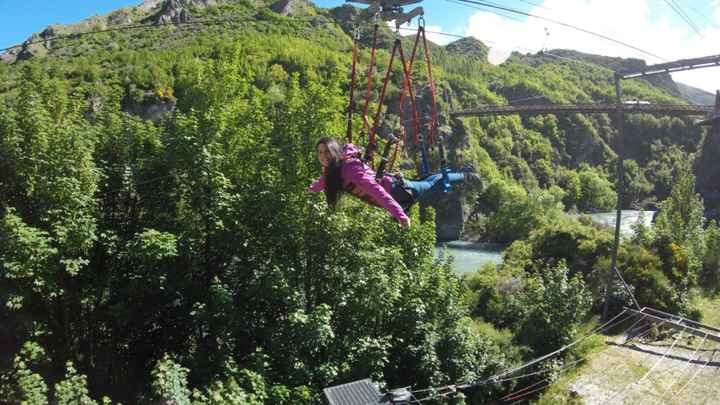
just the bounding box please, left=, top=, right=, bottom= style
left=324, top=379, right=384, bottom=405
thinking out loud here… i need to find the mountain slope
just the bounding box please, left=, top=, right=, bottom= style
left=677, top=81, right=715, bottom=105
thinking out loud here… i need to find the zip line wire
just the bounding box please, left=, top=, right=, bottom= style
left=407, top=309, right=636, bottom=403
left=448, top=0, right=668, bottom=62
left=663, top=0, right=703, bottom=36
left=1, top=15, right=254, bottom=53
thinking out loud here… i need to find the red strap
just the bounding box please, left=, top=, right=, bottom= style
left=367, top=39, right=399, bottom=163
left=409, top=25, right=422, bottom=69
left=360, top=24, right=379, bottom=134
left=421, top=27, right=440, bottom=145
left=397, top=25, right=423, bottom=148
left=397, top=40, right=421, bottom=147
left=346, top=37, right=359, bottom=144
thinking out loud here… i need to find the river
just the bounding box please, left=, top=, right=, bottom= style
left=436, top=210, right=655, bottom=274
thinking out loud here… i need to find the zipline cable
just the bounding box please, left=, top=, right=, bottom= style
left=409, top=309, right=636, bottom=404
left=449, top=0, right=668, bottom=61
left=668, top=347, right=720, bottom=401
left=651, top=333, right=710, bottom=404
left=462, top=308, right=633, bottom=388
left=1, top=14, right=254, bottom=53
left=605, top=326, right=687, bottom=403
left=664, top=0, right=703, bottom=36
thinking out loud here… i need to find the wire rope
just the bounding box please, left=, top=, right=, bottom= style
left=605, top=325, right=686, bottom=403
left=650, top=333, right=710, bottom=404
left=669, top=347, right=720, bottom=401
left=450, top=0, right=667, bottom=61
left=664, top=0, right=703, bottom=36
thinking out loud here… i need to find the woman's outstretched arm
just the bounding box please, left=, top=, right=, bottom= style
left=308, top=176, right=325, bottom=192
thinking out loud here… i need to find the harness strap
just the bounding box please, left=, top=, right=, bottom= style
left=346, top=28, right=360, bottom=144
left=360, top=23, right=379, bottom=135
left=397, top=38, right=421, bottom=148
left=389, top=25, right=423, bottom=173
left=366, top=38, right=400, bottom=164
left=420, top=25, right=440, bottom=145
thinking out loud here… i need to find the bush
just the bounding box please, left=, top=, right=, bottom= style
left=517, top=262, right=592, bottom=355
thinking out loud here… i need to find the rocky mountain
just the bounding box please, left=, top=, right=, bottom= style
left=0, top=0, right=225, bottom=63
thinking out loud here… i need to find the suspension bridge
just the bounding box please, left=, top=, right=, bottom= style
left=450, top=103, right=714, bottom=118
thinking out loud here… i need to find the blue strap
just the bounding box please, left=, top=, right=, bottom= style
left=441, top=165, right=451, bottom=193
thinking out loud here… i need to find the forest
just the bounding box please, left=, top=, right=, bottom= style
left=0, top=0, right=717, bottom=403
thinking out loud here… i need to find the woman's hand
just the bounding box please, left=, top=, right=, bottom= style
left=399, top=217, right=411, bottom=229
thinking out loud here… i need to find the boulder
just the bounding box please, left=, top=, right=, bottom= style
left=151, top=0, right=218, bottom=24
left=270, top=0, right=314, bottom=16
left=433, top=193, right=465, bottom=241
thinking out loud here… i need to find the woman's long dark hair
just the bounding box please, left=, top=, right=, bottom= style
left=317, top=137, right=345, bottom=209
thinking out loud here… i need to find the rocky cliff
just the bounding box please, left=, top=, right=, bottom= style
left=694, top=92, right=720, bottom=221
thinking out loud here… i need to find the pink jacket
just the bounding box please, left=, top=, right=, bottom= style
left=308, top=143, right=409, bottom=223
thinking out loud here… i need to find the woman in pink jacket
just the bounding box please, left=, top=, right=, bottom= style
left=308, top=137, right=477, bottom=229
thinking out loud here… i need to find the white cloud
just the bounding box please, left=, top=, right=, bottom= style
left=459, top=0, right=720, bottom=93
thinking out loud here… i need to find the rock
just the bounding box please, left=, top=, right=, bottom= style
left=434, top=193, right=465, bottom=241
left=270, top=0, right=314, bottom=16
left=108, top=9, right=134, bottom=26
left=151, top=0, right=218, bottom=24
left=122, top=91, right=176, bottom=123
left=139, top=0, right=165, bottom=13
left=16, top=42, right=48, bottom=62
left=84, top=92, right=104, bottom=122
left=0, top=52, right=16, bottom=64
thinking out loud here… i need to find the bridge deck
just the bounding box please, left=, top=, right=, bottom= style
left=451, top=103, right=713, bottom=117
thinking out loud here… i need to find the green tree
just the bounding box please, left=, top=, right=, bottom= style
left=654, top=161, right=705, bottom=291
left=517, top=262, right=592, bottom=355
left=577, top=164, right=616, bottom=212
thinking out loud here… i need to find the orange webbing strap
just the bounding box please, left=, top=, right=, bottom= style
left=396, top=40, right=421, bottom=149
left=346, top=29, right=360, bottom=144
left=420, top=25, right=440, bottom=145
left=360, top=23, right=379, bottom=135
left=366, top=39, right=400, bottom=164
left=387, top=137, right=403, bottom=172
left=397, top=25, right=423, bottom=147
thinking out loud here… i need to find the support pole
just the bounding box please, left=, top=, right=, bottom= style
left=606, top=74, right=642, bottom=317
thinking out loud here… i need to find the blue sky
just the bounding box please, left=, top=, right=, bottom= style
left=0, top=0, right=143, bottom=50
left=1, top=0, right=719, bottom=91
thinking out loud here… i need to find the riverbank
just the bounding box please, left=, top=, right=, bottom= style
left=438, top=210, right=656, bottom=274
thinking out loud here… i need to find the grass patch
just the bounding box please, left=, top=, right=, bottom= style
left=693, top=292, right=720, bottom=327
